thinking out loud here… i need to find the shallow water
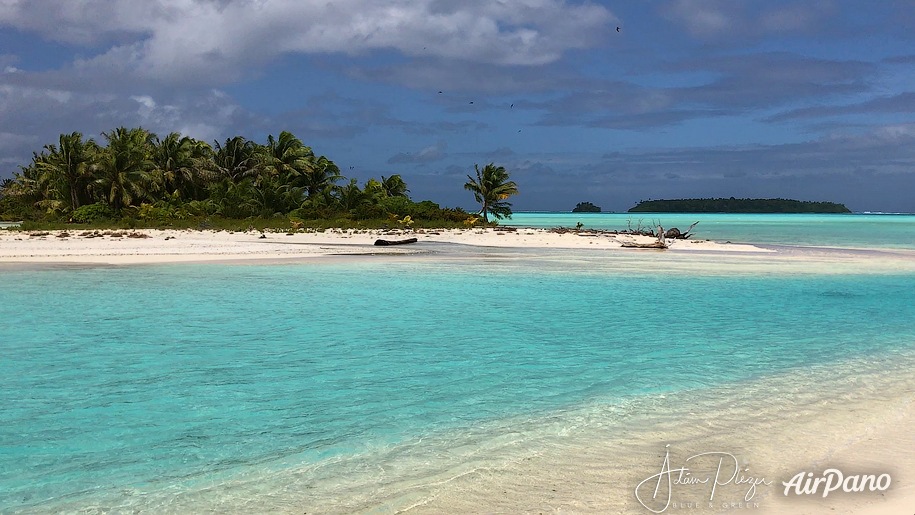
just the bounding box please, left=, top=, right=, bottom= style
left=505, top=212, right=915, bottom=249
left=2, top=255, right=914, bottom=512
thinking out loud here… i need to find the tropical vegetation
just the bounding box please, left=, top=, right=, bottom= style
left=628, top=198, right=851, bottom=213
left=572, top=201, right=601, bottom=213
left=463, top=163, right=519, bottom=222
left=0, top=127, right=483, bottom=229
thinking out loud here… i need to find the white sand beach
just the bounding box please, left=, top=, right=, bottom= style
left=0, top=227, right=768, bottom=265
left=4, top=228, right=915, bottom=278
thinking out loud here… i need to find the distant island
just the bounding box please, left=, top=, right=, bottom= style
left=572, top=201, right=601, bottom=213
left=628, top=198, right=851, bottom=214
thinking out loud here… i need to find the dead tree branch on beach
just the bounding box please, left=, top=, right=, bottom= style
left=664, top=221, right=699, bottom=239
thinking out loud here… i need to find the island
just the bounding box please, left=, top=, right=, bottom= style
left=628, top=198, right=851, bottom=213
left=572, top=201, right=601, bottom=213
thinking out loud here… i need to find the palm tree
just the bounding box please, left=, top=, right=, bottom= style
left=261, top=131, right=315, bottom=183
left=335, top=178, right=368, bottom=212
left=302, top=155, right=342, bottom=199
left=463, top=163, right=519, bottom=223
left=152, top=132, right=203, bottom=200
left=381, top=174, right=409, bottom=198
left=2, top=160, right=44, bottom=213
left=91, top=127, right=155, bottom=211
left=212, top=136, right=260, bottom=184
left=34, top=132, right=95, bottom=213
left=363, top=178, right=385, bottom=200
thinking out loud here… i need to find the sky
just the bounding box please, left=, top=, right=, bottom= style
left=1, top=0, right=914, bottom=213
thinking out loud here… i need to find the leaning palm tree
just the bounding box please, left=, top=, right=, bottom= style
left=463, top=163, right=519, bottom=223
left=91, top=127, right=156, bottom=212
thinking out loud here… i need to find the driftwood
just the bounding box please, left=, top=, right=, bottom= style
left=621, top=224, right=669, bottom=249
left=374, top=238, right=418, bottom=246
left=620, top=241, right=668, bottom=249
left=665, top=222, right=699, bottom=239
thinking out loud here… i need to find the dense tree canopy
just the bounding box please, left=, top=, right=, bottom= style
left=628, top=198, right=851, bottom=213
left=572, top=201, right=601, bottom=213
left=0, top=127, right=474, bottom=226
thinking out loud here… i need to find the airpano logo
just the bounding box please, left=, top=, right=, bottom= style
left=782, top=469, right=892, bottom=497
left=634, top=446, right=894, bottom=513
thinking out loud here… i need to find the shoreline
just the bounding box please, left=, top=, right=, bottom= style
left=32, top=348, right=915, bottom=514
left=4, top=227, right=914, bottom=514
left=0, top=227, right=768, bottom=264
left=3, top=228, right=915, bottom=276
left=377, top=352, right=915, bottom=515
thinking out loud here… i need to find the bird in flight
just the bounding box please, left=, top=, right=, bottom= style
left=510, top=103, right=514, bottom=108
left=616, top=26, right=621, bottom=32
left=469, top=101, right=474, bottom=104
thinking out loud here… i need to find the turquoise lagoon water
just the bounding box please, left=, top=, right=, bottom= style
left=2, top=253, right=915, bottom=512
left=505, top=212, right=915, bottom=249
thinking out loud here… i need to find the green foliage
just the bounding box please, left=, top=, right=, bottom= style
left=0, top=126, right=479, bottom=228
left=463, top=163, right=519, bottom=222
left=72, top=202, right=114, bottom=223
left=628, top=198, right=852, bottom=213
left=572, top=201, right=601, bottom=213
left=381, top=174, right=409, bottom=197
left=378, top=196, right=467, bottom=222
left=0, top=198, right=35, bottom=221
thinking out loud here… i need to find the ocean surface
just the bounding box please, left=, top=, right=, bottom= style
left=505, top=212, right=915, bottom=249
left=2, top=216, right=915, bottom=512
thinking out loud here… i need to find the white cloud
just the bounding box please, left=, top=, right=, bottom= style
left=0, top=0, right=169, bottom=45
left=661, top=0, right=834, bottom=41
left=0, top=82, right=252, bottom=170
left=2, top=0, right=614, bottom=85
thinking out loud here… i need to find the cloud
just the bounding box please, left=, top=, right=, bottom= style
left=0, top=82, right=257, bottom=169
left=670, top=52, right=873, bottom=110
left=1, top=0, right=615, bottom=86
left=529, top=52, right=875, bottom=130
left=767, top=92, right=915, bottom=122
left=342, top=58, right=572, bottom=94
left=0, top=131, right=40, bottom=170
left=0, top=1, right=163, bottom=45
left=387, top=141, right=448, bottom=164
left=602, top=125, right=915, bottom=180
left=661, top=0, right=837, bottom=41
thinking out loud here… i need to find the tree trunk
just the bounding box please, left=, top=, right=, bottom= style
left=69, top=182, right=80, bottom=212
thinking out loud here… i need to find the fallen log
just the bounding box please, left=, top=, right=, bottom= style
left=620, top=241, right=668, bottom=249
left=374, top=237, right=418, bottom=246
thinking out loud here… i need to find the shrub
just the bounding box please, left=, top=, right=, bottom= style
left=71, top=202, right=114, bottom=223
